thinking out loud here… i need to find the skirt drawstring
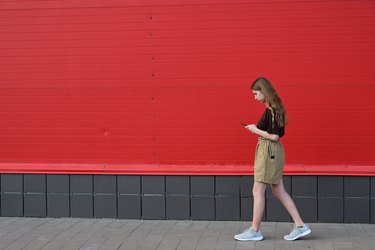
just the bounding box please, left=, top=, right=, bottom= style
left=258, top=137, right=275, bottom=159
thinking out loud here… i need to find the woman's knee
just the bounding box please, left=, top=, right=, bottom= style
left=252, top=183, right=266, bottom=197
left=271, top=187, right=281, bottom=197
left=252, top=189, right=265, bottom=198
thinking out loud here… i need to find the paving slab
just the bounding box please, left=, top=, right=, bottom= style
left=0, top=218, right=374, bottom=250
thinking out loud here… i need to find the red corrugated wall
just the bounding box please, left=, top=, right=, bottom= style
left=1, top=0, right=374, bottom=175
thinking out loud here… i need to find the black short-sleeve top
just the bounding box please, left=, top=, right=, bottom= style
left=256, top=108, right=285, bottom=137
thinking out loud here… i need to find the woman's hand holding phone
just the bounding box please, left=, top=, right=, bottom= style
left=241, top=123, right=258, bottom=133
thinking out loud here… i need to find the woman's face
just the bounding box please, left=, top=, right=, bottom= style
left=252, top=90, right=266, bottom=103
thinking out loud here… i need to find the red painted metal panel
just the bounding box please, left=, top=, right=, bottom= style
left=0, top=163, right=374, bottom=177
left=0, top=0, right=375, bottom=175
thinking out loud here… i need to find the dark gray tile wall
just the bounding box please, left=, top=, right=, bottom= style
left=1, top=174, right=23, bottom=192
left=240, top=176, right=253, bottom=221
left=71, top=195, right=93, bottom=218
left=292, top=176, right=318, bottom=222
left=1, top=174, right=23, bottom=217
left=0, top=174, right=374, bottom=223
left=191, top=196, right=215, bottom=220
left=142, top=176, right=165, bottom=219
left=1, top=194, right=23, bottom=217
left=216, top=176, right=240, bottom=220
left=216, top=196, right=240, bottom=220
left=94, top=175, right=117, bottom=218
left=240, top=197, right=253, bottom=221
left=24, top=193, right=46, bottom=217
left=24, top=175, right=46, bottom=217
left=47, top=175, right=70, bottom=217
left=70, top=175, right=93, bottom=218
left=371, top=177, right=375, bottom=224
left=166, top=176, right=190, bottom=219
left=344, top=177, right=370, bottom=223
left=318, top=176, right=343, bottom=222
left=118, top=195, right=141, bottom=219
left=118, top=176, right=141, bottom=219
left=191, top=176, right=215, bottom=220
left=191, top=176, right=214, bottom=195
left=166, top=196, right=189, bottom=219
left=266, top=196, right=291, bottom=222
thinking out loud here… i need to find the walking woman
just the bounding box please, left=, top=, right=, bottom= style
left=234, top=77, right=311, bottom=241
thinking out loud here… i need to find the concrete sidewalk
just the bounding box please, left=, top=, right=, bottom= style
left=0, top=217, right=374, bottom=250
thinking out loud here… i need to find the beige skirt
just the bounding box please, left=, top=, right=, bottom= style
left=254, top=137, right=285, bottom=184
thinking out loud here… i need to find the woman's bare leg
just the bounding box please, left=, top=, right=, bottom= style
left=271, top=178, right=304, bottom=226
left=251, top=181, right=267, bottom=231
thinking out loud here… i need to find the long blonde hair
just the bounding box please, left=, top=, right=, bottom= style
left=251, top=77, right=287, bottom=127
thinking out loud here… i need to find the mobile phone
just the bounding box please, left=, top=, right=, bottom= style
left=240, top=122, right=247, bottom=126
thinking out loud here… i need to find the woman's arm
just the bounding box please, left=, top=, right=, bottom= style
left=245, top=124, right=280, bottom=141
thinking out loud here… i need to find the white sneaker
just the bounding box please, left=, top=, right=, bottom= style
left=234, top=227, right=264, bottom=241
left=284, top=224, right=311, bottom=241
